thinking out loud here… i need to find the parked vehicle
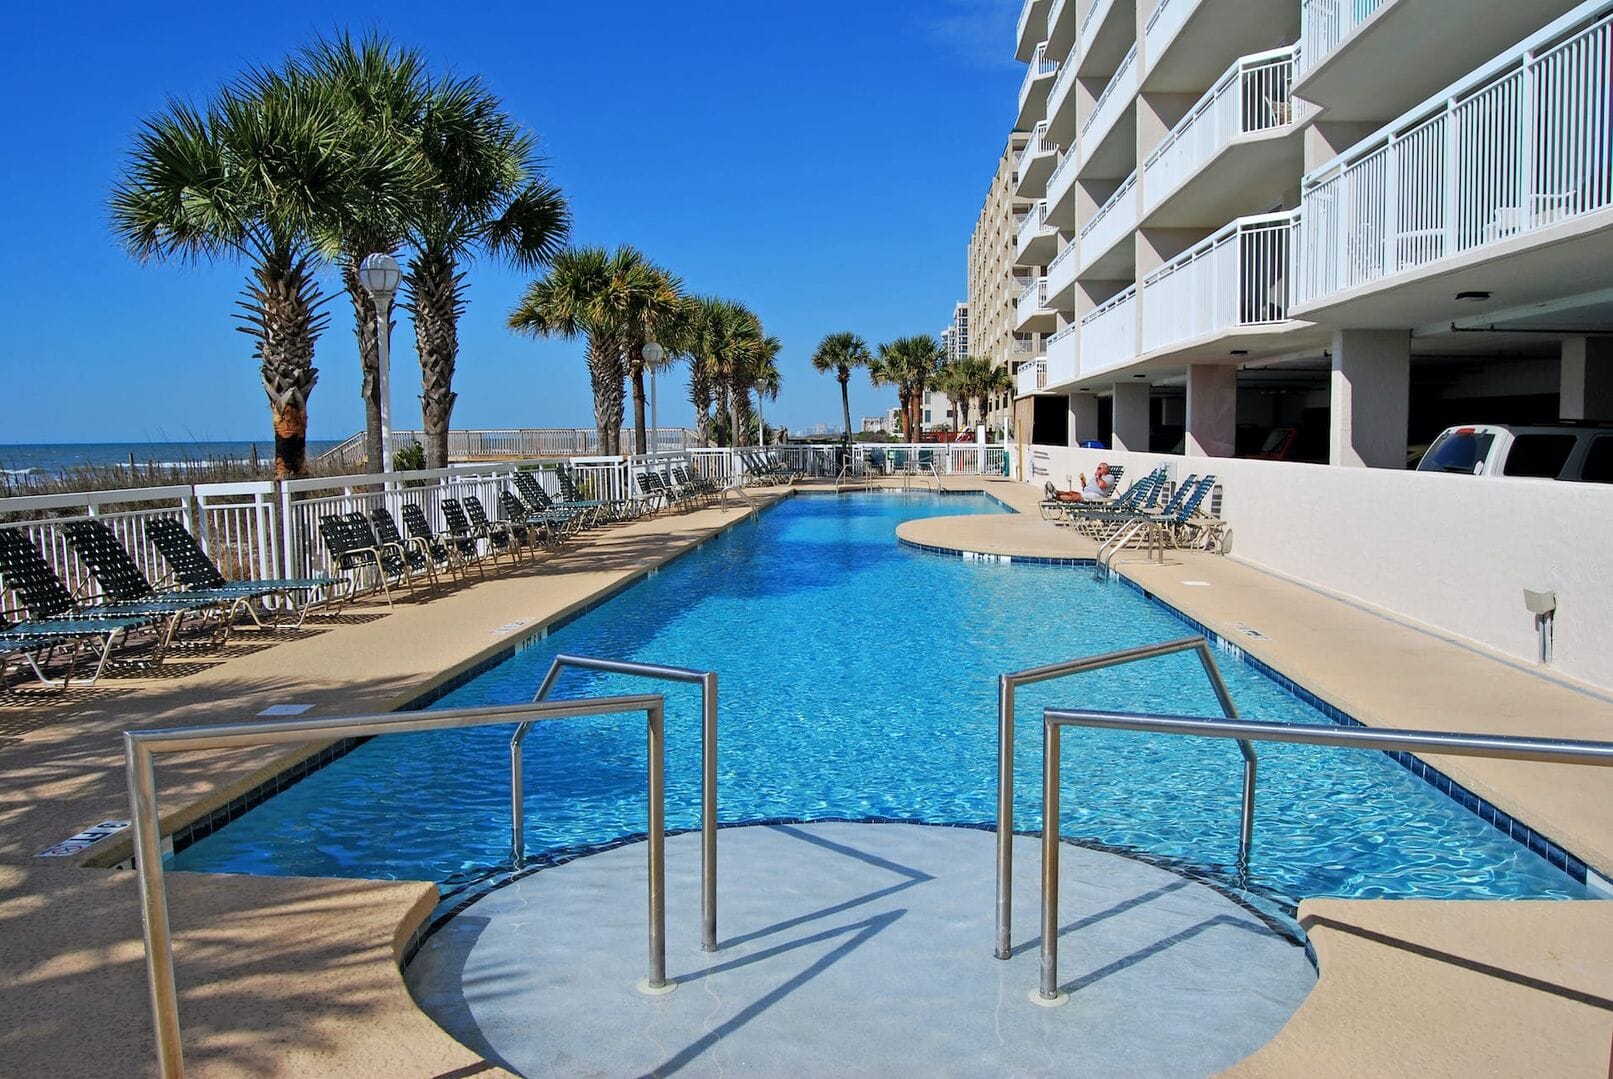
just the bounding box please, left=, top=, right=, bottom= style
left=1416, top=422, right=1613, bottom=482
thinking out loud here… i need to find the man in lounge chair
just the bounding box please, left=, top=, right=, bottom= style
left=1047, top=462, right=1115, bottom=503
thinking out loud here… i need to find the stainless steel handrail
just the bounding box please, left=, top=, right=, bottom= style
left=996, top=637, right=1254, bottom=959
left=1035, top=706, right=1613, bottom=1004
left=125, top=694, right=670, bottom=1078
left=516, top=654, right=719, bottom=952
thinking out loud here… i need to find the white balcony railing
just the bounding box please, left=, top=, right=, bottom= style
left=1017, top=359, right=1049, bottom=396
left=1080, top=286, right=1139, bottom=373
left=1144, top=0, right=1194, bottom=69
left=1298, top=6, right=1613, bottom=305
left=1049, top=40, right=1081, bottom=113
left=1081, top=43, right=1139, bottom=154
left=1079, top=171, right=1139, bottom=268
left=1012, top=335, right=1038, bottom=354
left=1017, top=121, right=1052, bottom=172
left=1046, top=239, right=1079, bottom=295
left=1299, top=0, right=1391, bottom=74
left=1143, top=47, right=1302, bottom=212
left=1047, top=147, right=1079, bottom=202
left=1046, top=323, right=1079, bottom=385
left=1143, top=211, right=1298, bottom=352
left=1020, top=41, right=1059, bottom=113
left=1018, top=275, right=1050, bottom=310
left=1016, top=199, right=1051, bottom=253
left=1080, top=0, right=1115, bottom=56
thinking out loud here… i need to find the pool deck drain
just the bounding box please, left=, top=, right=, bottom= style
left=405, top=823, right=1315, bottom=1077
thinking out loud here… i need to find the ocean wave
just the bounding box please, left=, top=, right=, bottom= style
left=1, top=467, right=35, bottom=477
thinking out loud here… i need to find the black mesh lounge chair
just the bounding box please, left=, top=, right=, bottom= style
left=368, top=508, right=444, bottom=586
left=512, top=471, right=592, bottom=532
left=0, top=618, right=70, bottom=688
left=463, top=495, right=537, bottom=561
left=439, top=499, right=496, bottom=574
left=61, top=518, right=253, bottom=646
left=499, top=492, right=565, bottom=549
left=317, top=514, right=416, bottom=606
left=635, top=469, right=678, bottom=512
left=0, top=529, right=172, bottom=683
left=145, top=517, right=344, bottom=627
left=557, top=464, right=627, bottom=521
left=398, top=504, right=471, bottom=579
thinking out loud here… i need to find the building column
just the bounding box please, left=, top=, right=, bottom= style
left=1329, top=329, right=1410, bottom=468
left=1185, top=364, right=1237, bottom=457
left=1112, top=380, right=1151, bottom=452
left=1560, top=336, right=1613, bottom=420
left=1068, top=392, right=1100, bottom=446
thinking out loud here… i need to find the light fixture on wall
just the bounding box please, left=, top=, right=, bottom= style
left=1524, top=589, right=1557, bottom=665
left=1455, top=290, right=1492, bottom=302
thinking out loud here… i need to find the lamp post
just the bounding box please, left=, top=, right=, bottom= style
left=359, top=254, right=402, bottom=474
left=642, top=342, right=664, bottom=455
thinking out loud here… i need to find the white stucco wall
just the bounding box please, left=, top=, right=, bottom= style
left=1030, top=445, right=1613, bottom=692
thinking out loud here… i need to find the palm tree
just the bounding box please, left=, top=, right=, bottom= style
left=687, top=299, right=768, bottom=447
left=872, top=336, right=944, bottom=440
left=508, top=247, right=623, bottom=454
left=111, top=66, right=409, bottom=477
left=686, top=297, right=730, bottom=447
left=810, top=332, right=871, bottom=448
left=614, top=254, right=692, bottom=455
left=980, top=361, right=1013, bottom=436
left=403, top=78, right=568, bottom=469
left=299, top=33, right=433, bottom=472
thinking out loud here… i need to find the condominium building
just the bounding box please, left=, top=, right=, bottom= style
left=967, top=133, right=1040, bottom=434
left=1006, top=0, right=1608, bottom=466
left=942, top=302, right=971, bottom=362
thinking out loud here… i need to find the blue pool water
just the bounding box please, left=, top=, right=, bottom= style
left=173, top=493, right=1588, bottom=904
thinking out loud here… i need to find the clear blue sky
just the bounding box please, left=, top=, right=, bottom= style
left=0, top=1, right=1020, bottom=444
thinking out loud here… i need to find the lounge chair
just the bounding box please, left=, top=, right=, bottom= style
left=436, top=500, right=497, bottom=574
left=497, top=491, right=565, bottom=548
left=317, top=514, right=419, bottom=606
left=62, top=519, right=250, bottom=643
left=145, top=517, right=344, bottom=628
left=399, top=503, right=471, bottom=577
left=1049, top=466, right=1166, bottom=527
left=0, top=528, right=174, bottom=682
left=460, top=495, right=532, bottom=564
left=555, top=464, right=627, bottom=522
left=369, top=507, right=450, bottom=585
left=512, top=471, right=594, bottom=532
left=0, top=619, right=70, bottom=688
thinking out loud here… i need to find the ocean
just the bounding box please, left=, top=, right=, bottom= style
left=0, top=441, right=342, bottom=478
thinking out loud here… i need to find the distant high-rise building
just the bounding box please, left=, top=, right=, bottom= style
left=967, top=132, right=1035, bottom=435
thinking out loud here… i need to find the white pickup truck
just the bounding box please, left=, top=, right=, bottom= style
left=1416, top=422, right=1613, bottom=482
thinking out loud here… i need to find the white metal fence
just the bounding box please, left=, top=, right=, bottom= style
left=1015, top=199, right=1050, bottom=255
left=1143, top=47, right=1301, bottom=212
left=1080, top=285, right=1139, bottom=375
left=1017, top=276, right=1051, bottom=325
left=1298, top=5, right=1613, bottom=304
left=0, top=444, right=1014, bottom=615
left=316, top=427, right=699, bottom=469
left=1142, top=211, right=1297, bottom=352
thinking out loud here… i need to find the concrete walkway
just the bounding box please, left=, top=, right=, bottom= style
left=407, top=824, right=1315, bottom=1078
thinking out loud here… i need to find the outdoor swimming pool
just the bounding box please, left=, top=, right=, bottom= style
left=173, top=493, right=1589, bottom=905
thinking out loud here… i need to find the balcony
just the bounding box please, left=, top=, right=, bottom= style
left=1080, top=285, right=1139, bottom=375
left=1048, top=0, right=1078, bottom=57
left=1018, top=41, right=1060, bottom=128
left=1296, top=0, right=1578, bottom=122
left=1296, top=5, right=1613, bottom=325
left=1017, top=0, right=1054, bottom=62
left=1141, top=211, right=1299, bottom=353
left=1079, top=44, right=1139, bottom=177
left=1046, top=40, right=1082, bottom=145
left=1045, top=323, right=1080, bottom=388
left=1046, top=146, right=1081, bottom=218
left=1015, top=199, right=1059, bottom=266
left=1016, top=358, right=1049, bottom=397
left=1078, top=171, right=1139, bottom=277
left=1141, top=47, right=1305, bottom=226
left=1046, top=240, right=1080, bottom=308
left=1016, top=276, right=1058, bottom=333
left=1015, top=122, right=1059, bottom=198
left=1141, top=0, right=1298, bottom=92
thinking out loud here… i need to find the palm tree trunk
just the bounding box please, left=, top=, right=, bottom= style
left=245, top=253, right=324, bottom=479
left=632, top=366, right=649, bottom=455
left=342, top=260, right=384, bottom=470
left=730, top=379, right=752, bottom=448
left=838, top=371, right=852, bottom=446
left=406, top=250, right=462, bottom=470
left=588, top=335, right=626, bottom=456
left=690, top=359, right=712, bottom=447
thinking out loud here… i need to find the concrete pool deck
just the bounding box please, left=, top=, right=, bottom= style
left=2, top=476, right=1611, bottom=1075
